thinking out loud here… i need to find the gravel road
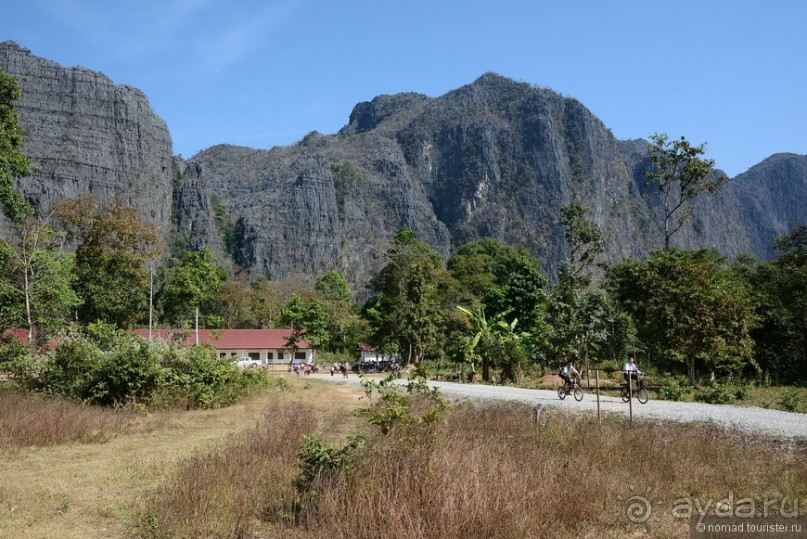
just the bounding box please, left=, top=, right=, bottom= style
left=311, top=375, right=807, bottom=440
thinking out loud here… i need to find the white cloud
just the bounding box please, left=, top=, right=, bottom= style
left=29, top=0, right=299, bottom=72
left=190, top=2, right=299, bottom=73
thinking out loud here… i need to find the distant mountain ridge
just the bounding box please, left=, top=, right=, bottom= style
left=2, top=41, right=805, bottom=297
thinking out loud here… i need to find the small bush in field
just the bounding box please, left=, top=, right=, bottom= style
left=166, top=345, right=270, bottom=409
left=294, top=434, right=365, bottom=495
left=0, top=334, right=29, bottom=373
left=657, top=379, right=690, bottom=401
left=694, top=381, right=748, bottom=404
left=780, top=389, right=802, bottom=412
left=357, top=372, right=448, bottom=436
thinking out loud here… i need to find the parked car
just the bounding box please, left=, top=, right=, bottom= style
left=351, top=360, right=391, bottom=373
left=233, top=357, right=262, bottom=369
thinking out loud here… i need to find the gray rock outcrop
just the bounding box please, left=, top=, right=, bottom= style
left=3, top=44, right=805, bottom=300
left=0, top=41, right=173, bottom=239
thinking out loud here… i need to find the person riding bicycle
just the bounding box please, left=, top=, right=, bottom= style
left=621, top=354, right=644, bottom=390
left=559, top=359, right=580, bottom=388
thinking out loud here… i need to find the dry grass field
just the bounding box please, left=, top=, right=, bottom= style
left=0, top=377, right=364, bottom=538
left=1, top=375, right=805, bottom=538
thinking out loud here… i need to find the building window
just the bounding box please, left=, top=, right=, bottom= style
left=294, top=352, right=306, bottom=360
left=266, top=352, right=274, bottom=360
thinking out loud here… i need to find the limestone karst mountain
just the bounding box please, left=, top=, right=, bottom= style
left=2, top=41, right=805, bottom=297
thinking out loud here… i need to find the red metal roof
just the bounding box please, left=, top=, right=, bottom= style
left=129, top=329, right=311, bottom=350
left=2, top=329, right=33, bottom=342
left=1, top=328, right=59, bottom=349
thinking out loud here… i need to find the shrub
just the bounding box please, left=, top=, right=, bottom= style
left=356, top=372, right=448, bottom=436
left=92, top=334, right=167, bottom=407
left=14, top=327, right=269, bottom=410
left=0, top=334, right=29, bottom=373
left=780, top=390, right=802, bottom=412
left=694, top=382, right=748, bottom=405
left=656, top=379, right=691, bottom=401
left=35, top=333, right=106, bottom=400
left=294, top=434, right=365, bottom=496
left=162, top=344, right=269, bottom=409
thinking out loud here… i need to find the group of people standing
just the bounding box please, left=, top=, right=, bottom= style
left=291, top=362, right=317, bottom=375
left=330, top=362, right=350, bottom=378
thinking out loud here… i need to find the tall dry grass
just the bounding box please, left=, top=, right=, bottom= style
left=303, top=404, right=805, bottom=538
left=0, top=389, right=133, bottom=447
left=142, top=397, right=806, bottom=539
left=141, top=399, right=321, bottom=538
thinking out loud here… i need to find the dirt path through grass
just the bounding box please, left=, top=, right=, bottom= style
left=0, top=377, right=364, bottom=539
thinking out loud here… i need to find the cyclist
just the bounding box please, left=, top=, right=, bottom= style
left=621, top=354, right=643, bottom=390
left=559, top=359, right=580, bottom=389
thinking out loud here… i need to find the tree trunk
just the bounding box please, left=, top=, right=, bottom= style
left=24, top=265, right=33, bottom=342
left=687, top=357, right=696, bottom=385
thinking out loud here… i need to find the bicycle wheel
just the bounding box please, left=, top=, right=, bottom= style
left=557, top=385, right=567, bottom=400
left=573, top=386, right=583, bottom=401
left=637, top=388, right=649, bottom=404
left=621, top=386, right=630, bottom=403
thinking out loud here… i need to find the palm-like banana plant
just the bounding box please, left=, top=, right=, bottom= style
left=457, top=305, right=532, bottom=383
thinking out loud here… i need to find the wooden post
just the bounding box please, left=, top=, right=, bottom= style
left=595, top=368, right=601, bottom=424
left=585, top=347, right=590, bottom=388
left=628, top=372, right=633, bottom=426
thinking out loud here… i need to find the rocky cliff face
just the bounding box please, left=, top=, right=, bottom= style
left=0, top=42, right=174, bottom=239
left=724, top=153, right=807, bottom=258
left=182, top=73, right=807, bottom=293
left=3, top=44, right=806, bottom=298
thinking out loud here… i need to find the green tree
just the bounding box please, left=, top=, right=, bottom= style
left=550, top=204, right=610, bottom=379
left=559, top=203, right=604, bottom=279
left=607, top=248, right=757, bottom=383
left=314, top=271, right=366, bottom=353
left=315, top=270, right=352, bottom=303
left=55, top=198, right=161, bottom=328
left=752, top=226, right=807, bottom=383
left=279, top=293, right=331, bottom=350
left=249, top=279, right=282, bottom=328
left=0, top=240, right=24, bottom=330
left=448, top=238, right=548, bottom=330
left=366, top=227, right=449, bottom=364
left=24, top=247, right=79, bottom=341
left=0, top=69, right=30, bottom=221
left=0, top=216, right=80, bottom=343
left=546, top=267, right=613, bottom=382
left=645, top=134, right=727, bottom=249
left=160, top=248, right=225, bottom=334
left=215, top=277, right=255, bottom=329
left=456, top=305, right=532, bottom=383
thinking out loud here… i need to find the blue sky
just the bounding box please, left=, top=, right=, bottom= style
left=2, top=0, right=806, bottom=177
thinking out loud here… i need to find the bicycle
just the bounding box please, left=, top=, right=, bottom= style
left=621, top=375, right=649, bottom=404
left=558, top=377, right=584, bottom=401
